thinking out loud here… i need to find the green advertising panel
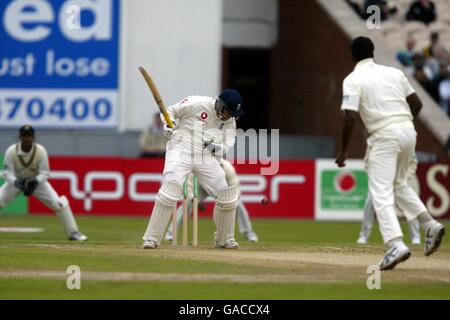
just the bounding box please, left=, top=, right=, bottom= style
left=0, top=155, right=28, bottom=215
left=321, top=169, right=368, bottom=210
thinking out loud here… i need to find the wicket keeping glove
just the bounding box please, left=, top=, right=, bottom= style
left=13, top=179, right=26, bottom=192
left=23, top=178, right=39, bottom=196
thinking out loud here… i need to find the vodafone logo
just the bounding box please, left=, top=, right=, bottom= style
left=334, top=171, right=357, bottom=194
left=199, top=112, right=208, bottom=121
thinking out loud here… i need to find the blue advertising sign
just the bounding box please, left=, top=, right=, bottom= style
left=0, top=0, right=120, bottom=129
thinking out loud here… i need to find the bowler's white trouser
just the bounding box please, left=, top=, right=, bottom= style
left=360, top=194, right=421, bottom=242
left=359, top=154, right=421, bottom=242
left=0, top=181, right=59, bottom=208
left=366, top=122, right=427, bottom=244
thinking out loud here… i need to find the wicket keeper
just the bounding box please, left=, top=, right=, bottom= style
left=0, top=125, right=87, bottom=241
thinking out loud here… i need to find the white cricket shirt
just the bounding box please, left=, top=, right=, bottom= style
left=2, top=143, right=50, bottom=184
left=163, top=96, right=236, bottom=155
left=341, top=58, right=415, bottom=134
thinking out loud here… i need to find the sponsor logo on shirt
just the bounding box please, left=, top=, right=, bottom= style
left=198, top=112, right=208, bottom=122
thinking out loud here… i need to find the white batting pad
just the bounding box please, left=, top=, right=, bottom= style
left=166, top=200, right=193, bottom=235
left=214, top=185, right=239, bottom=246
left=143, top=181, right=182, bottom=244
left=156, top=180, right=183, bottom=207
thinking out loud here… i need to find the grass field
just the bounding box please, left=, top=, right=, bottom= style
left=0, top=215, right=449, bottom=300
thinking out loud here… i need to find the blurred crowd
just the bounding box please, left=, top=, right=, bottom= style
left=397, top=31, right=450, bottom=115
left=347, top=0, right=450, bottom=117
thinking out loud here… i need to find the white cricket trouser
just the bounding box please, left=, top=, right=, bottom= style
left=0, top=181, right=60, bottom=208
left=163, top=147, right=228, bottom=197
left=236, top=201, right=255, bottom=234
left=366, top=122, right=427, bottom=244
left=143, top=146, right=232, bottom=244
left=359, top=194, right=421, bottom=242
left=359, top=196, right=376, bottom=239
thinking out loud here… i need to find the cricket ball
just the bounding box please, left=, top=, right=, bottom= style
left=261, top=196, right=269, bottom=206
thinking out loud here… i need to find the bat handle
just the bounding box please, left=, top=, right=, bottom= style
left=163, top=114, right=175, bottom=129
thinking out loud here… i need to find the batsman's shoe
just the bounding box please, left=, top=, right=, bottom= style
left=246, top=231, right=259, bottom=243
left=164, top=231, right=173, bottom=242
left=216, top=239, right=239, bottom=249
left=424, top=223, right=445, bottom=257
left=143, top=240, right=158, bottom=249
left=68, top=231, right=88, bottom=241
left=378, top=244, right=411, bottom=271
left=357, top=236, right=368, bottom=245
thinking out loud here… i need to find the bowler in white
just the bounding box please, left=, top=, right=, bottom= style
left=336, top=37, right=445, bottom=270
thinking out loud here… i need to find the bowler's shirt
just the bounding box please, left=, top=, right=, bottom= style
left=341, top=58, right=415, bottom=134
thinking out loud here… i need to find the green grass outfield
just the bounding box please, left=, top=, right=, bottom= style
left=0, top=215, right=449, bottom=300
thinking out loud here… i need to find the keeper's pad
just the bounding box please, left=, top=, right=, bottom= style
left=214, top=185, right=239, bottom=246
left=143, top=181, right=182, bottom=244
left=236, top=201, right=254, bottom=234
left=53, top=196, right=80, bottom=236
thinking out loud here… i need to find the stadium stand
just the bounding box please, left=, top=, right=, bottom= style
left=346, top=0, right=450, bottom=116
left=318, top=0, right=450, bottom=155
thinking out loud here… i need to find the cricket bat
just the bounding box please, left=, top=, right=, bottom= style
left=138, top=66, right=175, bottom=129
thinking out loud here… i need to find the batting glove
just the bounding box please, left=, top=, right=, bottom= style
left=204, top=142, right=223, bottom=156
left=163, top=121, right=176, bottom=139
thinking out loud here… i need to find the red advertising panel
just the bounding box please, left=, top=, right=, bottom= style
left=29, top=158, right=315, bottom=218
left=233, top=160, right=315, bottom=218
left=416, top=163, right=450, bottom=219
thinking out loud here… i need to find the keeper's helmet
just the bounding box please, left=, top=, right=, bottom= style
left=19, top=125, right=35, bottom=137
left=216, top=89, right=244, bottom=120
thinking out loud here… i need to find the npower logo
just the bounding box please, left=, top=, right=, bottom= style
left=50, top=171, right=307, bottom=211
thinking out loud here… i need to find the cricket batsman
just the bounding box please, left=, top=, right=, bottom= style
left=0, top=125, right=87, bottom=241
left=357, top=155, right=421, bottom=245
left=164, top=158, right=259, bottom=243
left=142, top=90, right=244, bottom=249
left=336, top=37, right=445, bottom=270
